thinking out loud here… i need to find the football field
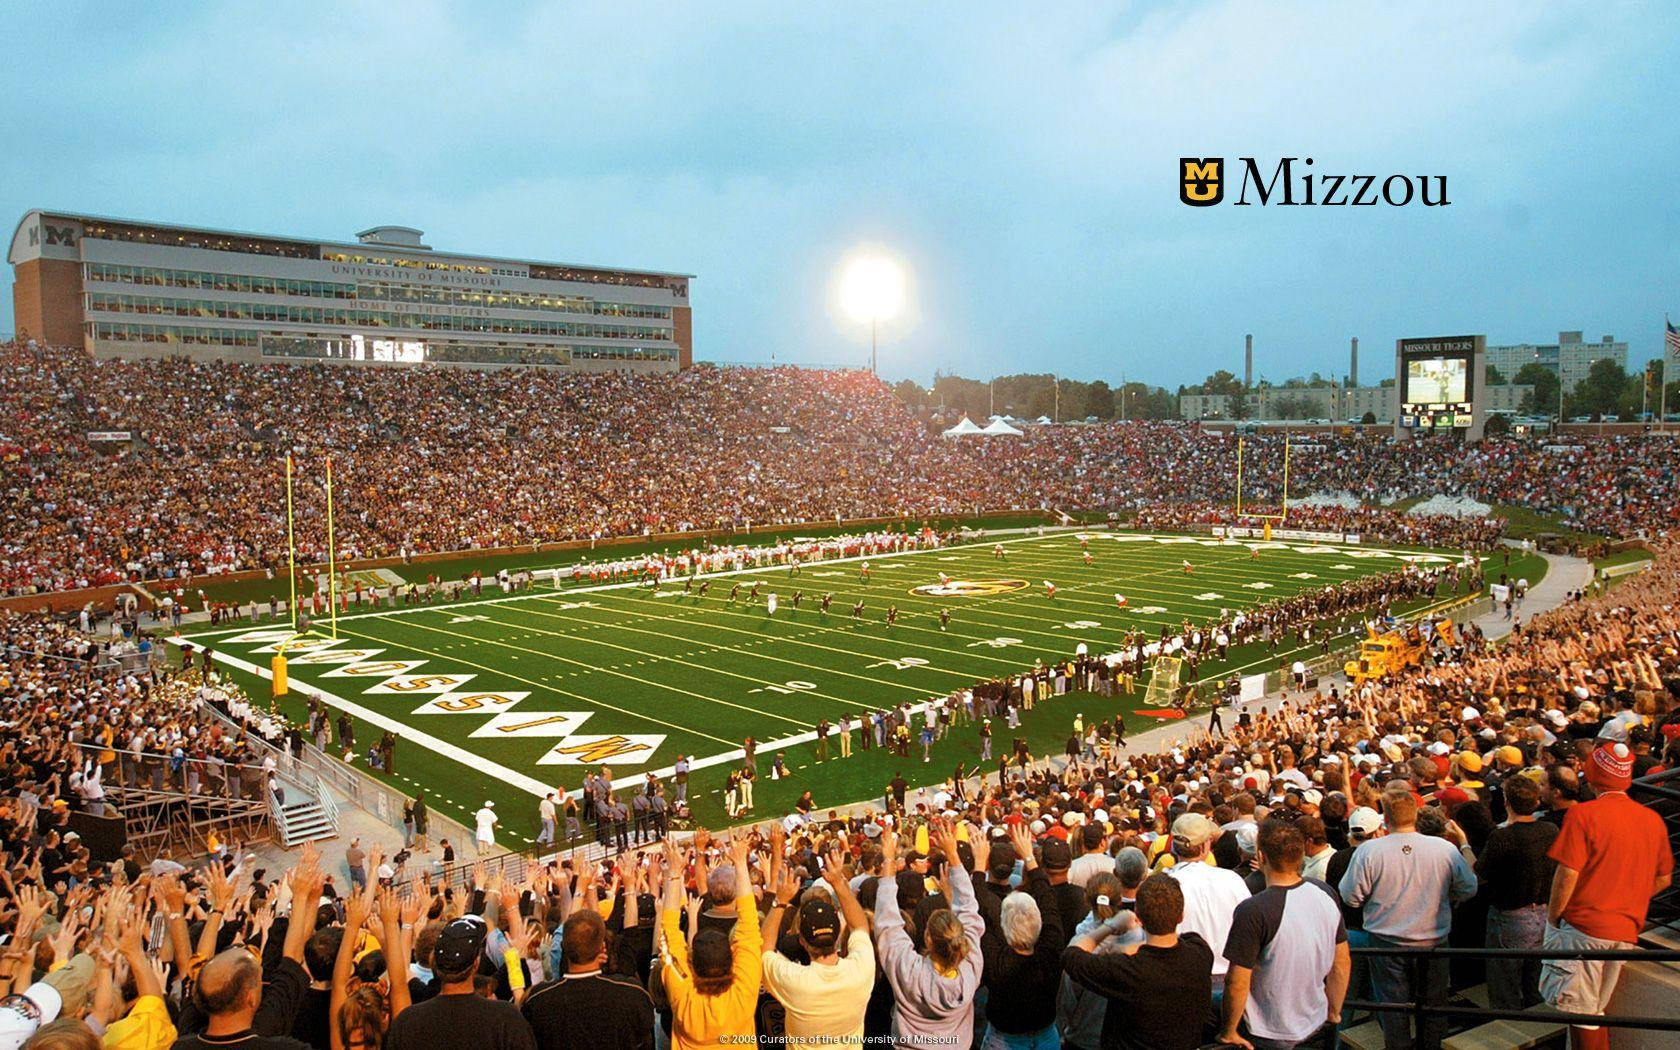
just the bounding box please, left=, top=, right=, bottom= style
left=185, top=529, right=1472, bottom=842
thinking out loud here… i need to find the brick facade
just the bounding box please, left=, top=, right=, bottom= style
left=673, top=305, right=693, bottom=368
left=11, top=258, right=84, bottom=346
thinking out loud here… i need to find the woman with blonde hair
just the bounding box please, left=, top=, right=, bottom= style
left=873, top=817, right=985, bottom=1049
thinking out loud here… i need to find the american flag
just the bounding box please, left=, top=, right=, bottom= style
left=1667, top=318, right=1680, bottom=370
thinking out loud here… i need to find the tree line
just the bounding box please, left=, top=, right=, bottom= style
left=890, top=362, right=1680, bottom=424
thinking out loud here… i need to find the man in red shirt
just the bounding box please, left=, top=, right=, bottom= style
left=1541, top=741, right=1673, bottom=1050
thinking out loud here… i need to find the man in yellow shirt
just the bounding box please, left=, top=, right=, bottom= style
left=660, top=834, right=760, bottom=1050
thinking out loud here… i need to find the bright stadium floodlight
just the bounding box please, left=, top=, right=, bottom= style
left=838, top=253, right=905, bottom=374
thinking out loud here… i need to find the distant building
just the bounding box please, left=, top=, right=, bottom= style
left=1485, top=331, right=1626, bottom=394
left=10, top=209, right=692, bottom=371
left=1178, top=383, right=1530, bottom=423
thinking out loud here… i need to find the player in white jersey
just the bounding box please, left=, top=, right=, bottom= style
left=1043, top=580, right=1057, bottom=599
left=1114, top=593, right=1128, bottom=609
left=766, top=592, right=778, bottom=615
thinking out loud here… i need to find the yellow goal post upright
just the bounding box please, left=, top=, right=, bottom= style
left=1233, top=432, right=1292, bottom=540
left=271, top=453, right=342, bottom=700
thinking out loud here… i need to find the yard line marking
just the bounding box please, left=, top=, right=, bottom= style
left=340, top=617, right=814, bottom=730
left=319, top=623, right=742, bottom=747
left=186, top=529, right=1439, bottom=639
left=197, top=646, right=559, bottom=799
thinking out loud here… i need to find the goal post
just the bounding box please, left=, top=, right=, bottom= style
left=1142, top=655, right=1184, bottom=709
left=1233, top=434, right=1292, bottom=526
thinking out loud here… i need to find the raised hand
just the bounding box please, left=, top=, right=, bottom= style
left=727, top=832, right=751, bottom=869
left=820, top=846, right=848, bottom=888
left=1009, top=822, right=1037, bottom=870
left=967, top=823, right=990, bottom=874
left=344, top=881, right=373, bottom=933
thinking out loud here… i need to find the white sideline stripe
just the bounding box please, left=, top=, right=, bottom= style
left=184, top=529, right=1442, bottom=639
left=194, top=645, right=557, bottom=800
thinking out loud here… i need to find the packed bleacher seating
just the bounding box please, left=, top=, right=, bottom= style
left=1, top=510, right=1675, bottom=1048
left=2, top=342, right=1677, bottom=595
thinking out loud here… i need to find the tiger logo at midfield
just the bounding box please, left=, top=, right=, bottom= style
left=910, top=578, right=1029, bottom=598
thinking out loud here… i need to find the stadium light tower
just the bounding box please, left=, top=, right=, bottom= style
left=838, top=253, right=905, bottom=374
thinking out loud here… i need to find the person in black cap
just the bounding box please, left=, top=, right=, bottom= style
left=1041, top=837, right=1085, bottom=942
left=384, top=915, right=535, bottom=1050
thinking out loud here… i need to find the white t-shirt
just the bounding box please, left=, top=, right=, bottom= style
left=1067, top=850, right=1113, bottom=888
left=1165, top=859, right=1251, bottom=979
left=760, top=929, right=876, bottom=1045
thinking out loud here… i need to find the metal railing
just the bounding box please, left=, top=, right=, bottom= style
left=315, top=774, right=340, bottom=826
left=198, top=697, right=477, bottom=850
left=1346, top=944, right=1680, bottom=1037
left=1630, top=766, right=1680, bottom=933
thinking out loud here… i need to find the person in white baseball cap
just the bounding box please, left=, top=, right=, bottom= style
left=0, top=981, right=62, bottom=1050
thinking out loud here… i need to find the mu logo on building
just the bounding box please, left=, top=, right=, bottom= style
left=26, top=223, right=77, bottom=247
left=1180, top=157, right=1450, bottom=207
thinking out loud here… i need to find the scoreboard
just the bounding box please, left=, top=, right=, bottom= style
left=1397, top=335, right=1476, bottom=430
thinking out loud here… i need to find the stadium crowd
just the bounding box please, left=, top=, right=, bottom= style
left=0, top=527, right=1674, bottom=1049
left=2, top=343, right=1677, bottom=595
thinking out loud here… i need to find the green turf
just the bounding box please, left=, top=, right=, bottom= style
left=180, top=530, right=1484, bottom=844
left=1593, top=549, right=1655, bottom=571
left=173, top=511, right=1104, bottom=608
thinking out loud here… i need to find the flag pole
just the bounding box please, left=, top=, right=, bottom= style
left=285, top=454, right=298, bottom=633
left=326, top=457, right=338, bottom=639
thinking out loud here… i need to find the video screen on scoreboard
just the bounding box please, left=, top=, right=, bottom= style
left=1403, top=356, right=1469, bottom=407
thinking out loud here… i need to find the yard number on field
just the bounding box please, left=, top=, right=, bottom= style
left=867, top=656, right=930, bottom=670
left=750, top=680, right=816, bottom=695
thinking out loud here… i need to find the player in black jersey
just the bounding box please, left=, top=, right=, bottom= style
left=886, top=604, right=899, bottom=627
left=851, top=599, right=865, bottom=620
left=821, top=592, right=833, bottom=614
left=728, top=582, right=741, bottom=604
left=938, top=608, right=950, bottom=631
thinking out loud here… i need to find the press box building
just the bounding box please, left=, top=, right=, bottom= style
left=9, top=210, right=692, bottom=371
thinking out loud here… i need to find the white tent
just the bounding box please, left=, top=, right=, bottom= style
left=979, top=417, right=1024, bottom=436
left=1033, top=415, right=1054, bottom=426
left=942, top=416, right=987, bottom=438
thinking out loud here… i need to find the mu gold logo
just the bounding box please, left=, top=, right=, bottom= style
left=909, top=578, right=1028, bottom=598
left=1180, top=158, right=1224, bottom=206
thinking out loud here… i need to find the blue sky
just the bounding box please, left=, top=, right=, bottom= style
left=3, top=1, right=1677, bottom=387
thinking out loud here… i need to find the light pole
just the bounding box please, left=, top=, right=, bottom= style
left=839, top=253, right=904, bottom=378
